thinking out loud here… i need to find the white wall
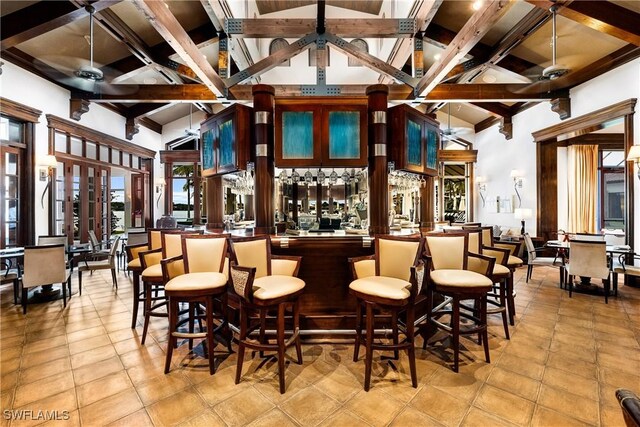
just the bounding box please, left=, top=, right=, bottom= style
left=0, top=60, right=163, bottom=238
left=474, top=57, right=640, bottom=250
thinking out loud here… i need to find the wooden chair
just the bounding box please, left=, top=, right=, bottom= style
left=88, top=230, right=110, bottom=260
left=566, top=240, right=612, bottom=303
left=523, top=233, right=563, bottom=284
left=162, top=234, right=230, bottom=375
left=78, top=236, right=121, bottom=293
left=348, top=235, right=425, bottom=391
left=21, top=244, right=71, bottom=314
left=422, top=233, right=494, bottom=372
left=229, top=235, right=305, bottom=394
left=612, top=254, right=640, bottom=295
left=1, top=260, right=20, bottom=305
left=125, top=229, right=150, bottom=328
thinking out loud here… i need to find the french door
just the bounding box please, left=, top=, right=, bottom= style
left=0, top=145, right=23, bottom=248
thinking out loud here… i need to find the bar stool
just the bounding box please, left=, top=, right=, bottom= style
left=229, top=235, right=304, bottom=394
left=348, top=235, right=425, bottom=391
left=139, top=229, right=193, bottom=344
left=422, top=232, right=494, bottom=372
left=125, top=229, right=151, bottom=329
left=162, top=234, right=230, bottom=374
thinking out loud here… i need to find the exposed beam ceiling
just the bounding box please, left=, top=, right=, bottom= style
left=415, top=0, right=513, bottom=97
left=132, top=0, right=225, bottom=97
left=0, top=0, right=121, bottom=51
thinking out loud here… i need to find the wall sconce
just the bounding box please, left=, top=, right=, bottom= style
left=627, top=145, right=640, bottom=179
left=510, top=169, right=523, bottom=208
left=39, top=154, right=57, bottom=208
left=476, top=176, right=487, bottom=207
left=514, top=208, right=532, bottom=235
left=155, top=177, right=165, bottom=208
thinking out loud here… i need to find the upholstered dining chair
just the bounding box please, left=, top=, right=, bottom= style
left=566, top=240, right=612, bottom=303
left=348, top=235, right=425, bottom=391
left=422, top=232, right=495, bottom=372
left=88, top=230, right=110, bottom=260
left=229, top=235, right=305, bottom=394
left=139, top=229, right=195, bottom=344
left=21, top=244, right=71, bottom=314
left=612, top=254, right=640, bottom=295
left=162, top=234, right=230, bottom=375
left=523, top=233, right=563, bottom=284
left=78, top=236, right=121, bottom=294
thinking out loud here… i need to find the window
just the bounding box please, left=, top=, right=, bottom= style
left=270, top=38, right=290, bottom=66
left=170, top=165, right=196, bottom=225
left=599, top=150, right=624, bottom=229
left=348, top=39, right=368, bottom=67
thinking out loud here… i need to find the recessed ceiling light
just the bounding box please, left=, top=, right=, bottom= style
left=482, top=73, right=497, bottom=83
left=434, top=53, right=442, bottom=60
left=143, top=77, right=158, bottom=84
left=472, top=0, right=483, bottom=11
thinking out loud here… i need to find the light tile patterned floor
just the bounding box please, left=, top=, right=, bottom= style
left=1, top=266, right=639, bottom=426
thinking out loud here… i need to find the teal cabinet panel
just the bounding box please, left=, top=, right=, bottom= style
left=282, top=111, right=314, bottom=159
left=328, top=111, right=360, bottom=160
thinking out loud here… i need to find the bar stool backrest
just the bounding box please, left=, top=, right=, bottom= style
left=182, top=234, right=227, bottom=273
left=23, top=244, right=66, bottom=288
left=481, top=227, right=493, bottom=248
left=377, top=236, right=422, bottom=282
left=148, top=228, right=169, bottom=250
left=449, top=227, right=482, bottom=254
left=127, top=231, right=148, bottom=247
left=424, top=232, right=468, bottom=271
left=231, top=236, right=271, bottom=279
left=161, top=230, right=201, bottom=259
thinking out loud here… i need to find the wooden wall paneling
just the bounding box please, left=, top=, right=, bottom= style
left=536, top=141, right=557, bottom=241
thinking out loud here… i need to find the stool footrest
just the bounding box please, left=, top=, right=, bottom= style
left=173, top=331, right=207, bottom=339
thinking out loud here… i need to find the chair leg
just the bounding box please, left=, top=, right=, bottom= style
left=78, top=271, right=83, bottom=296
left=131, top=272, right=140, bottom=329
left=205, top=297, right=216, bottom=375
left=235, top=301, right=247, bottom=385
left=499, top=279, right=510, bottom=340
left=111, top=268, right=118, bottom=290
left=277, top=303, right=287, bottom=394
left=188, top=303, right=196, bottom=350
left=364, top=303, right=374, bottom=391
left=293, top=300, right=303, bottom=364
left=13, top=279, right=19, bottom=305
left=353, top=300, right=362, bottom=362
left=62, top=280, right=67, bottom=308
left=141, top=282, right=152, bottom=345
left=526, top=265, right=531, bottom=282
left=481, top=295, right=490, bottom=364
left=452, top=296, right=460, bottom=373
left=568, top=275, right=573, bottom=298
left=221, top=293, right=233, bottom=354
left=422, top=288, right=434, bottom=350
left=164, top=297, right=177, bottom=374
left=506, top=275, right=516, bottom=326
left=406, top=306, right=417, bottom=388
left=259, top=309, right=267, bottom=358
left=22, top=286, right=28, bottom=314
left=391, top=310, right=399, bottom=360
left=604, top=278, right=610, bottom=304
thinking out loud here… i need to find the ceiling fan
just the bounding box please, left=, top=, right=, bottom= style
left=32, top=6, right=135, bottom=95
left=441, top=103, right=472, bottom=141
left=541, top=4, right=570, bottom=80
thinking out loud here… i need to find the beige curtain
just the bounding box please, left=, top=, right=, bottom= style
left=567, top=145, right=598, bottom=233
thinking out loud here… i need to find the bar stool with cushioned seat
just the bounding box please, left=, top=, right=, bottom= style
left=422, top=232, right=495, bottom=372
left=139, top=229, right=192, bottom=344
left=229, top=235, right=305, bottom=394
left=126, top=229, right=151, bottom=328
left=162, top=234, right=230, bottom=374
left=348, top=235, right=425, bottom=391
left=481, top=227, right=522, bottom=325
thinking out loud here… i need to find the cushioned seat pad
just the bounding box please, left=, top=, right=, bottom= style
left=165, top=272, right=227, bottom=291
left=493, top=264, right=511, bottom=276
left=349, top=276, right=411, bottom=300
left=507, top=255, right=523, bottom=266
left=530, top=257, right=560, bottom=266
left=253, top=275, right=305, bottom=301
left=430, top=269, right=493, bottom=289
left=141, top=263, right=162, bottom=279
left=128, top=258, right=141, bottom=269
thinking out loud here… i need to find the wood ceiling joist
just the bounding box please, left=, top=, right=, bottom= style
left=415, top=0, right=514, bottom=97
left=75, top=85, right=217, bottom=102
left=455, top=7, right=551, bottom=83
left=225, top=19, right=417, bottom=38
left=469, top=102, right=512, bottom=118
left=0, top=0, right=121, bottom=51
left=528, top=0, right=640, bottom=46
left=105, top=23, right=218, bottom=79
left=379, top=0, right=443, bottom=84
left=132, top=0, right=225, bottom=98
left=200, top=0, right=254, bottom=76
left=224, top=33, right=318, bottom=87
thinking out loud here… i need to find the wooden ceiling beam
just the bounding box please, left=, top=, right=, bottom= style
left=380, top=0, right=443, bottom=84
left=224, top=33, right=317, bottom=87
left=132, top=0, right=226, bottom=98
left=224, top=18, right=417, bottom=38
left=415, top=0, right=513, bottom=97
left=72, top=85, right=217, bottom=102
left=469, top=102, right=512, bottom=118
left=124, top=102, right=172, bottom=119
left=0, top=0, right=120, bottom=51
left=528, top=0, right=640, bottom=46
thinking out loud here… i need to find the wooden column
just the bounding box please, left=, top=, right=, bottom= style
left=206, top=175, right=224, bottom=231
left=420, top=176, right=435, bottom=230
left=253, top=85, right=275, bottom=235
left=367, top=85, right=389, bottom=235
left=244, top=194, right=254, bottom=220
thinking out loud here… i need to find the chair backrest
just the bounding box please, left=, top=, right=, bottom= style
left=230, top=236, right=271, bottom=278
left=38, top=235, right=68, bottom=249
left=109, top=236, right=121, bottom=258
left=182, top=234, right=227, bottom=273
left=568, top=240, right=609, bottom=279
left=448, top=228, right=482, bottom=254
left=424, top=232, right=468, bottom=270
left=573, top=233, right=605, bottom=242
left=603, top=232, right=625, bottom=246
left=481, top=227, right=494, bottom=248
left=127, top=230, right=148, bottom=247
left=148, top=228, right=171, bottom=250
left=22, top=245, right=67, bottom=288
left=523, top=233, right=537, bottom=261
left=88, top=230, right=101, bottom=249
left=376, top=236, right=423, bottom=281
left=162, top=230, right=199, bottom=258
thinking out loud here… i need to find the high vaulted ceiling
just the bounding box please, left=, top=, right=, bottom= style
left=2, top=0, right=639, bottom=141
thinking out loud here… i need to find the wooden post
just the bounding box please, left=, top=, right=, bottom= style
left=253, top=85, right=276, bottom=235
left=420, top=176, right=435, bottom=230
left=205, top=175, right=224, bottom=232
left=367, top=85, right=389, bottom=235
